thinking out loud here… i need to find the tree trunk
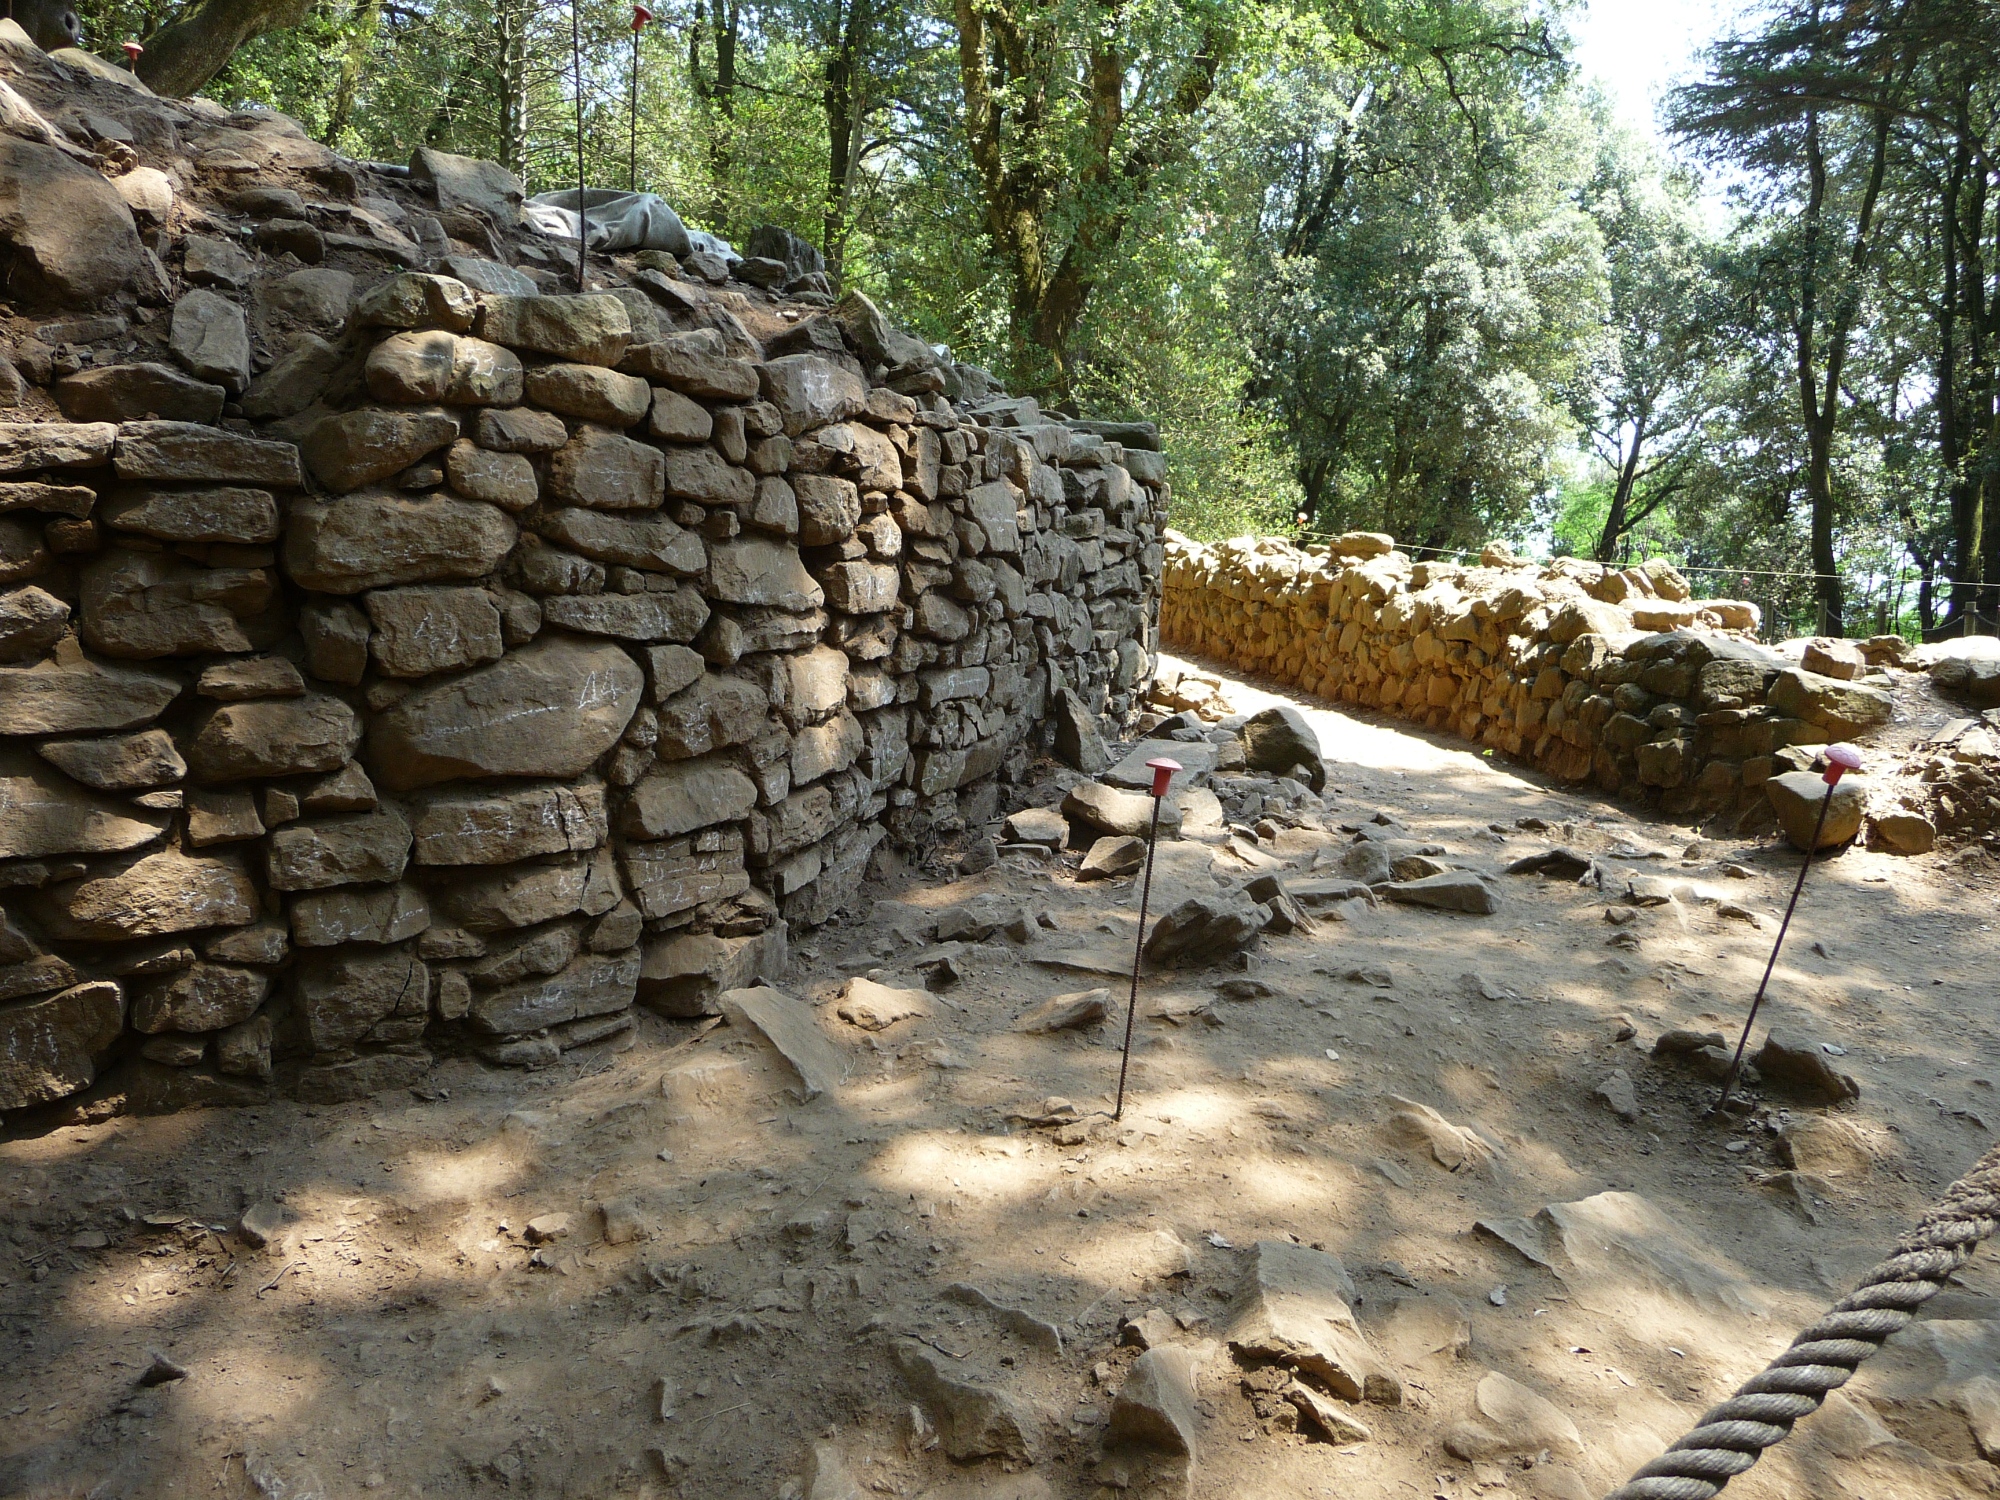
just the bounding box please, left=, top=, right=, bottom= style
left=952, top=0, right=1222, bottom=394
left=322, top=0, right=382, bottom=150
left=135, top=0, right=315, bottom=97
left=1791, top=104, right=1888, bottom=637
left=820, top=0, right=865, bottom=289
left=496, top=0, right=532, bottom=181
left=1593, top=415, right=1649, bottom=562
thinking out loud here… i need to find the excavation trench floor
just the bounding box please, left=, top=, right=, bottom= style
left=5, top=652, right=2000, bottom=1500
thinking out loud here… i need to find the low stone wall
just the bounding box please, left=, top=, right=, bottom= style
left=1161, top=533, right=1905, bottom=817
left=0, top=73, right=1165, bottom=1119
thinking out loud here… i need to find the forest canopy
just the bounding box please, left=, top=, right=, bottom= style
left=74, top=0, right=2000, bottom=639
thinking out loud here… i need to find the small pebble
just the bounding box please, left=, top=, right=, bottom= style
left=1488, top=1286, right=1507, bottom=1307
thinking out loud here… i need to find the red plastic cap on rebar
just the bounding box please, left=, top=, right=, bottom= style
left=1146, top=757, right=1183, bottom=798
left=1823, top=743, right=1863, bottom=784
left=631, top=4, right=652, bottom=27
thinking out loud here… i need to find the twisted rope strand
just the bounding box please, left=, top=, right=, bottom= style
left=1604, top=1143, right=2000, bottom=1500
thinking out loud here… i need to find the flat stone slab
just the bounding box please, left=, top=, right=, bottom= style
left=833, top=977, right=929, bottom=1031
left=1223, top=1239, right=1400, bottom=1403
left=1443, top=1371, right=1584, bottom=1461
left=1102, top=739, right=1216, bottom=790
left=1531, top=1190, right=1767, bottom=1317
left=893, top=1340, right=1038, bottom=1461
left=718, top=984, right=847, bottom=1100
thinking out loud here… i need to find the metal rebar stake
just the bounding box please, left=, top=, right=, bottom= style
left=629, top=6, right=651, bottom=192
left=1114, top=757, right=1179, bottom=1123
left=1710, top=743, right=1862, bottom=1118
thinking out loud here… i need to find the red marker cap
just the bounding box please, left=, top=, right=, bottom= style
left=631, top=4, right=652, bottom=28
left=1146, top=757, right=1183, bottom=799
left=122, top=39, right=143, bottom=61
left=1822, top=743, right=1862, bottom=785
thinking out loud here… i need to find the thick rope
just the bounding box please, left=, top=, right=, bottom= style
left=1605, top=1142, right=2000, bottom=1499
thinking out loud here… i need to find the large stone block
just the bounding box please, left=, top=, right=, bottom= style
left=34, top=728, right=184, bottom=792
left=0, top=981, right=124, bottom=1111
left=353, top=272, right=479, bottom=332
left=0, top=134, right=146, bottom=305
left=185, top=694, right=360, bottom=782
left=786, top=646, right=850, bottom=721
left=477, top=294, right=632, bottom=367
left=1224, top=1239, right=1399, bottom=1403
left=365, top=331, right=524, bottom=406
left=444, top=440, right=539, bottom=509
left=474, top=406, right=569, bottom=454
left=1063, top=781, right=1182, bottom=840
left=1767, top=668, right=1893, bottom=738
left=624, top=757, right=759, bottom=839
left=57, top=362, right=226, bottom=425
left=467, top=949, right=639, bottom=1035
left=267, top=807, right=414, bottom=891
left=794, top=474, right=860, bottom=545
left=707, top=536, right=824, bottom=612
left=100, top=485, right=277, bottom=544
left=749, top=783, right=838, bottom=861
left=409, top=783, right=607, bottom=865
left=760, top=354, right=867, bottom=435
left=39, top=848, right=259, bottom=940
left=169, top=290, right=251, bottom=394
left=112, top=422, right=302, bottom=488
left=0, top=649, right=180, bottom=735
left=537, top=508, right=704, bottom=573
left=289, top=882, right=430, bottom=947
left=622, top=832, right=750, bottom=920
left=1767, top=769, right=1866, bottom=850
left=801, top=422, right=900, bottom=493
left=79, top=549, right=257, bottom=659
left=0, top=421, right=117, bottom=476
left=966, top=481, right=1021, bottom=554
left=301, top=409, right=461, bottom=493
left=0, top=585, right=70, bottom=662
left=548, top=425, right=666, bottom=510
left=655, top=672, right=768, bottom=757
left=820, top=559, right=898, bottom=614
left=638, top=927, right=786, bottom=1017
left=368, top=635, right=643, bottom=789
left=791, top=711, right=863, bottom=785
left=293, top=945, right=429, bottom=1050
left=284, top=490, right=517, bottom=593
left=663, top=445, right=755, bottom=506
left=540, top=589, right=709, bottom=642
left=438, top=856, right=606, bottom=931
left=0, top=748, right=171, bottom=860
left=364, top=585, right=505, bottom=677
left=130, top=963, right=269, bottom=1034
left=526, top=363, right=651, bottom=426
left=648, top=387, right=713, bottom=442
left=622, top=338, right=761, bottom=400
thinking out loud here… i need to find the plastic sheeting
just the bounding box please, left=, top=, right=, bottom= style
left=524, top=189, right=737, bottom=261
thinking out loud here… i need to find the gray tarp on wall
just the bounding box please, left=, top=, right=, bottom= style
left=525, top=189, right=736, bottom=260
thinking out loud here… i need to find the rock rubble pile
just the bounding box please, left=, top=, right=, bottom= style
left=0, top=37, right=1165, bottom=1118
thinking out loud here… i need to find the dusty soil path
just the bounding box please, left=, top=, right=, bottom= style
left=5, top=652, right=1999, bottom=1500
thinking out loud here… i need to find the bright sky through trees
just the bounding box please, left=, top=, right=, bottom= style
left=1572, top=0, right=1729, bottom=144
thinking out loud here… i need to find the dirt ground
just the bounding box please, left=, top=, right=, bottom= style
left=6, top=649, right=1999, bottom=1500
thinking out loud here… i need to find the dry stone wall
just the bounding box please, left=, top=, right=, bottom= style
left=1162, top=533, right=1911, bottom=821
left=0, top=48, right=1166, bottom=1120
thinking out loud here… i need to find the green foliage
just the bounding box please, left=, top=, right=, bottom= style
left=66, top=0, right=2000, bottom=630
